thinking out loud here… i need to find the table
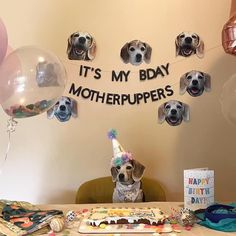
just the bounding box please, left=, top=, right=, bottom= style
left=38, top=202, right=234, bottom=235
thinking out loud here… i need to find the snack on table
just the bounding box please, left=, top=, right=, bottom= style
left=87, top=207, right=167, bottom=227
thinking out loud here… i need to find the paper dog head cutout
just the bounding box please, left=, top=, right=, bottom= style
left=180, top=70, right=211, bottom=97
left=36, top=61, right=59, bottom=87
left=175, top=32, right=204, bottom=58
left=67, top=31, right=96, bottom=61
left=47, top=96, right=78, bottom=122
left=120, top=40, right=152, bottom=66
left=158, top=100, right=190, bottom=126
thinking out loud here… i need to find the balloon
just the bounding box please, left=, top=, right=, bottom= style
left=0, top=46, right=66, bottom=118
left=222, top=14, right=236, bottom=56
left=0, top=18, right=8, bottom=64
left=220, top=74, right=236, bottom=126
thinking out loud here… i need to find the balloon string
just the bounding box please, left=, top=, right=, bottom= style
left=59, top=44, right=222, bottom=72
left=0, top=118, right=18, bottom=173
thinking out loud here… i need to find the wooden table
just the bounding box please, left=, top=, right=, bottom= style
left=38, top=202, right=234, bottom=235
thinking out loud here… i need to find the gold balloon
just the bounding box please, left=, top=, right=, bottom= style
left=222, top=14, right=236, bottom=55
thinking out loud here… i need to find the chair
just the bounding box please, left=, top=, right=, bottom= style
left=75, top=176, right=166, bottom=204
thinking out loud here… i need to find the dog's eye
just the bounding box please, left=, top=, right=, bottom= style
left=129, top=47, right=135, bottom=52
left=126, top=166, right=132, bottom=170
left=192, top=35, right=197, bottom=39
left=73, top=33, right=80, bottom=37
left=179, top=34, right=185, bottom=38
left=198, top=75, right=203, bottom=80
left=177, top=105, right=182, bottom=109
left=55, top=101, right=59, bottom=105
left=86, top=36, right=91, bottom=40
left=116, top=166, right=121, bottom=170
left=187, top=75, right=192, bottom=80
left=165, top=104, right=171, bottom=109
left=66, top=101, right=70, bottom=105
left=140, top=46, right=145, bottom=51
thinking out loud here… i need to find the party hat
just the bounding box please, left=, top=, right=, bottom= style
left=107, top=129, right=132, bottom=167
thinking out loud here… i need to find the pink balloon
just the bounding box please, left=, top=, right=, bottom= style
left=0, top=18, right=8, bottom=64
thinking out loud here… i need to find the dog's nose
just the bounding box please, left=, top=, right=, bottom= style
left=59, top=105, right=66, bottom=111
left=185, top=37, right=192, bottom=44
left=79, top=37, right=86, bottom=44
left=118, top=173, right=125, bottom=181
left=171, top=109, right=177, bottom=115
left=192, top=80, right=198, bottom=85
left=136, top=53, right=142, bottom=62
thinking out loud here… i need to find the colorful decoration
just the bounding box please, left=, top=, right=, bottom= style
left=67, top=31, right=96, bottom=61
left=120, top=40, right=152, bottom=66
left=66, top=211, right=77, bottom=222
left=0, top=18, right=8, bottom=65
left=0, top=46, right=66, bottom=119
left=108, top=129, right=133, bottom=167
left=175, top=32, right=204, bottom=58
left=180, top=70, right=211, bottom=97
left=222, top=14, right=236, bottom=56
left=47, top=96, right=78, bottom=122
left=158, top=100, right=190, bottom=126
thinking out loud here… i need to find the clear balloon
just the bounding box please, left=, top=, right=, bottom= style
left=0, top=46, right=66, bottom=118
left=220, top=74, right=236, bottom=126
left=0, top=18, right=8, bottom=64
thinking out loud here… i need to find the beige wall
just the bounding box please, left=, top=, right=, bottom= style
left=0, top=0, right=235, bottom=204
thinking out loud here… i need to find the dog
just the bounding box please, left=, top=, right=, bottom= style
left=67, top=31, right=96, bottom=61
left=175, top=32, right=204, bottom=58
left=111, top=159, right=145, bottom=203
left=36, top=62, right=59, bottom=87
left=158, top=100, right=190, bottom=126
left=47, top=96, right=78, bottom=122
left=120, top=40, right=152, bottom=66
left=180, top=70, right=211, bottom=97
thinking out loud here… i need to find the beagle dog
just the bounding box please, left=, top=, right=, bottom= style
left=180, top=70, right=211, bottom=97
left=36, top=62, right=59, bottom=87
left=47, top=96, right=78, bottom=122
left=175, top=32, right=204, bottom=58
left=111, top=159, right=145, bottom=203
left=67, top=31, right=96, bottom=61
left=158, top=100, right=190, bottom=126
left=120, top=40, right=152, bottom=66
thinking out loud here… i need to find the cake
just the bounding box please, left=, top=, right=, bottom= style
left=86, top=207, right=167, bottom=226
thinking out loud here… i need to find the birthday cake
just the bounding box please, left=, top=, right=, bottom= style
left=86, top=207, right=167, bottom=226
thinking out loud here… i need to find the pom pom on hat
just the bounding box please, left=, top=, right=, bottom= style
left=107, top=129, right=117, bottom=140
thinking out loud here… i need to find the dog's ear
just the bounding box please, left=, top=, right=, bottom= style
left=144, top=43, right=152, bottom=63
left=88, top=38, right=96, bottom=61
left=180, top=72, right=188, bottom=95
left=111, top=167, right=118, bottom=182
left=182, top=103, right=190, bottom=122
left=132, top=160, right=145, bottom=182
left=204, top=73, right=211, bottom=92
left=196, top=39, right=204, bottom=58
left=67, top=34, right=73, bottom=56
left=71, top=98, right=78, bottom=118
left=47, top=106, right=55, bottom=119
left=175, top=36, right=180, bottom=57
left=120, top=43, right=130, bottom=63
left=158, top=103, right=166, bottom=124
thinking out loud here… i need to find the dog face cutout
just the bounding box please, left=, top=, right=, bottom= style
left=111, top=159, right=145, bottom=185
left=158, top=100, right=190, bottom=126
left=36, top=62, right=59, bottom=87
left=120, top=40, right=152, bottom=66
left=67, top=31, right=96, bottom=61
left=175, top=32, right=204, bottom=58
left=180, top=70, right=211, bottom=97
left=47, top=96, right=78, bottom=122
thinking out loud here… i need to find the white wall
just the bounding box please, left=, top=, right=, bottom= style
left=0, top=0, right=235, bottom=204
